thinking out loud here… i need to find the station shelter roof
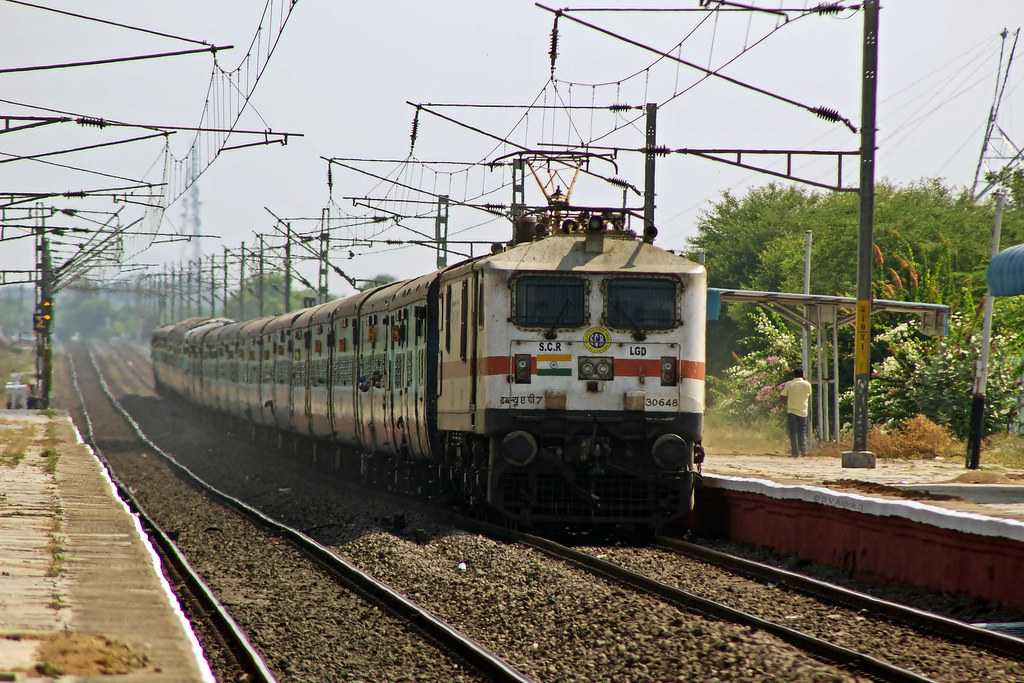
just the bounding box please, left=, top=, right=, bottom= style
left=988, top=244, right=1024, bottom=297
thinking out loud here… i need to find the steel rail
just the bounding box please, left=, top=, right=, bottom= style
left=105, top=345, right=941, bottom=682
left=656, top=536, right=1024, bottom=658
left=66, top=350, right=277, bottom=683
left=86, top=347, right=535, bottom=683
left=456, top=520, right=935, bottom=683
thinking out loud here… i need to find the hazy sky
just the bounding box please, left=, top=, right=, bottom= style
left=1, top=1, right=1022, bottom=299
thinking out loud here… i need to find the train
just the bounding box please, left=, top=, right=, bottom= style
left=151, top=213, right=707, bottom=529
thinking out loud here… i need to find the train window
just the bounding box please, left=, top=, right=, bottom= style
left=445, top=285, right=452, bottom=353
left=477, top=280, right=484, bottom=328
left=606, top=278, right=677, bottom=330
left=459, top=280, right=468, bottom=361
left=513, top=276, right=586, bottom=328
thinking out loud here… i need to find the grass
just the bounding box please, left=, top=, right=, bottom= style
left=982, top=433, right=1024, bottom=469
left=0, top=339, right=34, bottom=384
left=46, top=509, right=64, bottom=578
left=703, top=409, right=789, bottom=455
left=0, top=424, right=35, bottom=468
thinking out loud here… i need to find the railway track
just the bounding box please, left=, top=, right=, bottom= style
left=92, top=342, right=1024, bottom=682
left=67, top=351, right=274, bottom=683
left=68, top=344, right=529, bottom=683
left=654, top=536, right=1024, bottom=659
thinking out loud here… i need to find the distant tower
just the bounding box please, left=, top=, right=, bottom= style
left=181, top=141, right=203, bottom=262
left=971, top=28, right=1020, bottom=201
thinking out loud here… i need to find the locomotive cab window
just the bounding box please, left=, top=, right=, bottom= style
left=606, top=278, right=677, bottom=330
left=513, top=276, right=586, bottom=328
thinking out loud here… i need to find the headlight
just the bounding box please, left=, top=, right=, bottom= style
left=514, top=354, right=532, bottom=384
left=661, top=356, right=677, bottom=386
left=578, top=356, right=613, bottom=380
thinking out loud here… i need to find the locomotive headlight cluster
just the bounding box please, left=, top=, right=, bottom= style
left=578, top=356, right=613, bottom=380
left=660, top=356, right=678, bottom=387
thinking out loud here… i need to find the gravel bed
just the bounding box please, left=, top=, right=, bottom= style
left=92, top=346, right=873, bottom=682
left=698, top=537, right=1024, bottom=625
left=60, top=347, right=481, bottom=683
left=577, top=544, right=1024, bottom=683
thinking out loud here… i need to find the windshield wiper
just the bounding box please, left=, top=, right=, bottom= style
left=616, top=301, right=647, bottom=341
left=545, top=298, right=571, bottom=340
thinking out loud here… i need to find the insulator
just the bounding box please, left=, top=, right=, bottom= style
left=409, top=107, right=420, bottom=154
left=483, top=203, right=506, bottom=211
left=607, top=176, right=631, bottom=189
left=811, top=2, right=845, bottom=15
left=76, top=116, right=107, bottom=128
left=608, top=103, right=632, bottom=112
left=549, top=14, right=560, bottom=78
left=646, top=145, right=672, bottom=157
left=811, top=106, right=842, bottom=123
left=326, top=165, right=333, bottom=191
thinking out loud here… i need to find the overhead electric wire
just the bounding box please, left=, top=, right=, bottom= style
left=0, top=149, right=147, bottom=183
left=538, top=3, right=856, bottom=133
left=2, top=0, right=213, bottom=46
left=0, top=45, right=231, bottom=76
left=0, top=131, right=171, bottom=166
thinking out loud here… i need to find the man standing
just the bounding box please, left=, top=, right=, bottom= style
left=781, top=369, right=813, bottom=457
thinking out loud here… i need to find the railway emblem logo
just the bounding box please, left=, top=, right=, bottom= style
left=583, top=325, right=611, bottom=354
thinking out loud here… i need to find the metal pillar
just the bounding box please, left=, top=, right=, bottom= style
left=284, top=224, right=292, bottom=313
left=318, top=210, right=329, bottom=304
left=239, top=241, right=246, bottom=320
left=832, top=317, right=841, bottom=441
left=209, top=253, right=216, bottom=318
left=967, top=191, right=1007, bottom=469
left=846, top=0, right=879, bottom=466
left=801, top=230, right=812, bottom=380
left=258, top=234, right=265, bottom=317
left=435, top=195, right=449, bottom=268
left=511, top=158, right=525, bottom=222
left=222, top=247, right=229, bottom=318
left=816, top=306, right=827, bottom=442
left=642, top=102, right=657, bottom=243
left=186, top=265, right=193, bottom=318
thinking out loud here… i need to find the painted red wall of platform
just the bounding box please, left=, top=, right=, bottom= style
left=696, top=488, right=1024, bottom=610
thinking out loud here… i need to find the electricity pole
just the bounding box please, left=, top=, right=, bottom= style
left=209, top=254, right=216, bottom=318
left=222, top=247, right=229, bottom=318
left=967, top=191, right=1007, bottom=469
left=283, top=223, right=292, bottom=313
left=643, top=102, right=657, bottom=243
left=258, top=234, right=265, bottom=317
left=239, top=241, right=246, bottom=320
left=844, top=0, right=879, bottom=469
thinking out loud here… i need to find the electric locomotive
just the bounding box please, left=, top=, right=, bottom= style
left=152, top=210, right=706, bottom=529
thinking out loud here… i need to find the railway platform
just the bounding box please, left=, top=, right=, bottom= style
left=0, top=409, right=211, bottom=682
left=697, top=452, right=1024, bottom=610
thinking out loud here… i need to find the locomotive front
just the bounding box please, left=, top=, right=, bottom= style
left=476, top=232, right=706, bottom=528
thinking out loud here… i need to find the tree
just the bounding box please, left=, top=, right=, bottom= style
left=357, top=273, right=397, bottom=291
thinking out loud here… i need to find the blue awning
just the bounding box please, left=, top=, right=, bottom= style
left=988, top=244, right=1024, bottom=297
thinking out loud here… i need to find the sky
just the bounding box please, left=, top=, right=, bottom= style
left=1, top=1, right=1022, bottom=301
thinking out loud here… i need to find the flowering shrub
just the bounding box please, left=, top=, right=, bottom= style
left=868, top=314, right=1023, bottom=439
left=709, top=310, right=802, bottom=423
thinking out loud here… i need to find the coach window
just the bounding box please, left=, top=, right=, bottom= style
left=459, top=280, right=469, bottom=361
left=606, top=278, right=677, bottom=330
left=445, top=285, right=452, bottom=353
left=513, top=276, right=586, bottom=328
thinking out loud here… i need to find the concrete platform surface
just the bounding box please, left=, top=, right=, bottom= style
left=0, top=410, right=212, bottom=681
left=705, top=453, right=1024, bottom=522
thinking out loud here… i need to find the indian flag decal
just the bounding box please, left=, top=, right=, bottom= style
left=536, top=353, right=572, bottom=376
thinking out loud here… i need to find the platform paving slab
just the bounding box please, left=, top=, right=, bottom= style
left=0, top=410, right=211, bottom=682
left=705, top=451, right=1024, bottom=522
